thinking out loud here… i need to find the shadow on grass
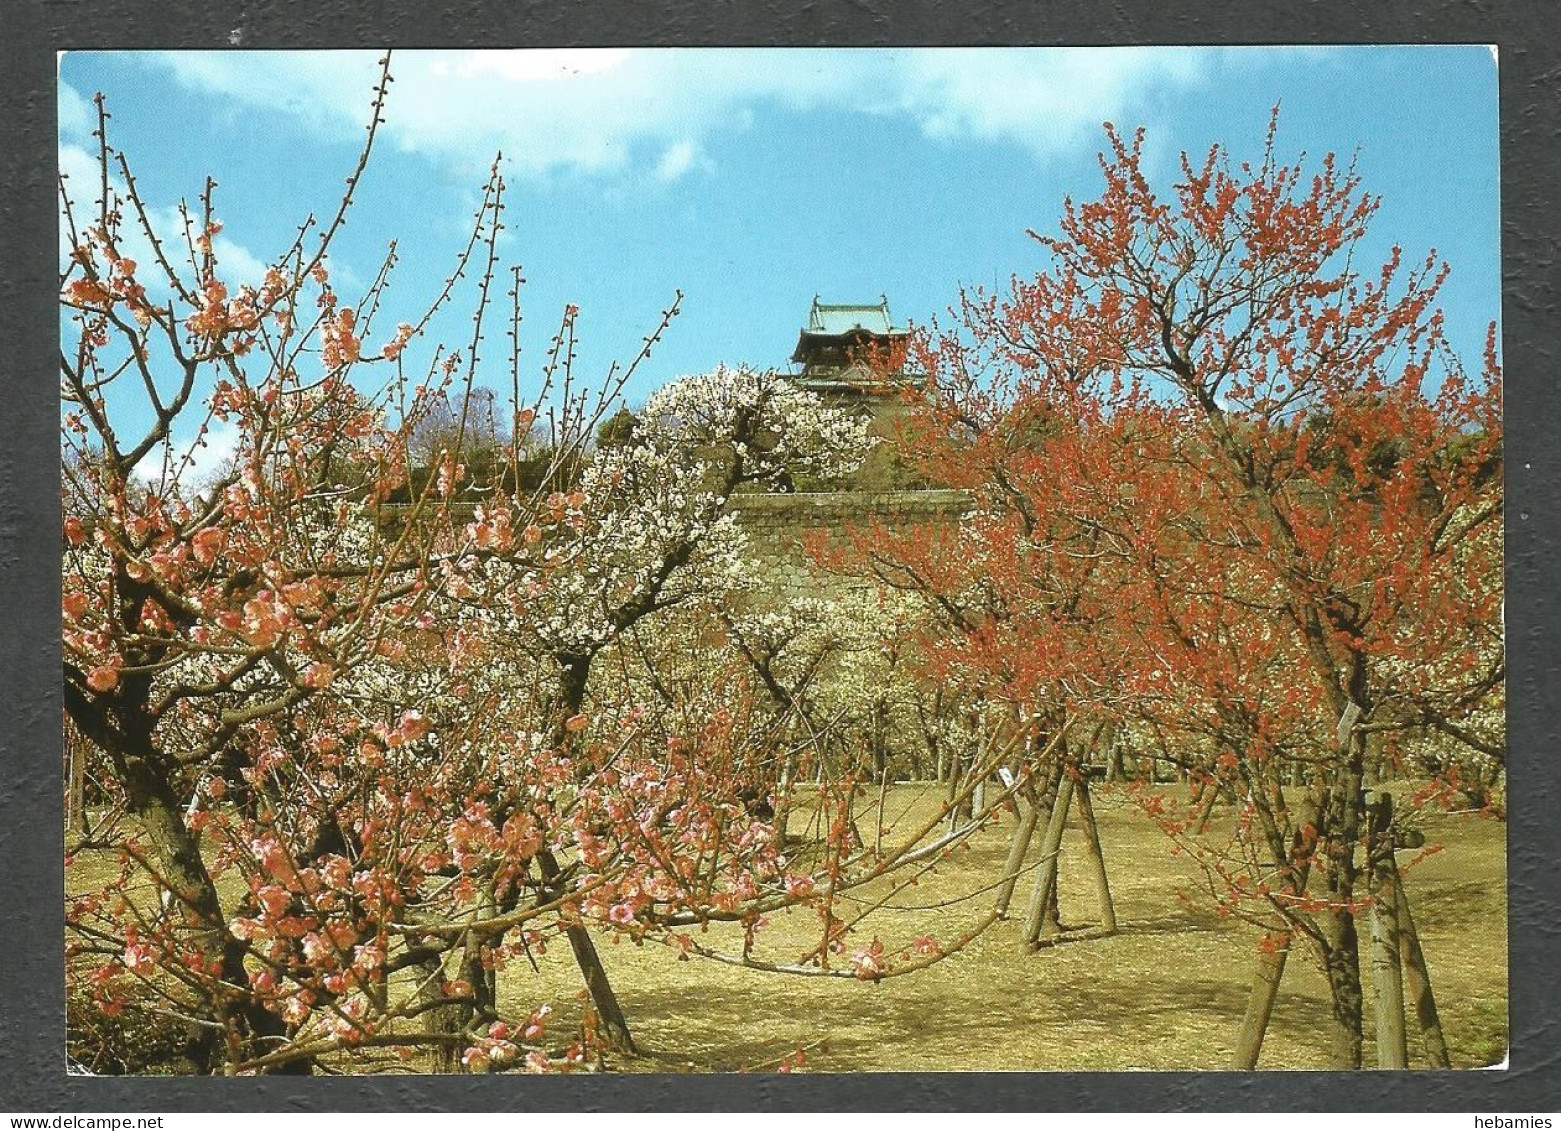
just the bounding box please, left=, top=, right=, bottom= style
left=611, top=910, right=1337, bottom=1072
left=1029, top=908, right=1224, bottom=948
left=620, top=965, right=1336, bottom=1072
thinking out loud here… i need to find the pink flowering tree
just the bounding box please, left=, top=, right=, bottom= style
left=62, top=59, right=1025, bottom=1075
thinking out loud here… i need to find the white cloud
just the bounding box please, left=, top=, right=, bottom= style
left=182, top=417, right=241, bottom=486
left=134, top=418, right=241, bottom=490
left=318, top=253, right=364, bottom=295
left=653, top=139, right=706, bottom=183
left=884, top=48, right=1208, bottom=153
left=130, top=47, right=1216, bottom=181
left=59, top=81, right=92, bottom=140
left=59, top=142, right=270, bottom=291
left=210, top=234, right=267, bottom=288
left=444, top=48, right=634, bottom=84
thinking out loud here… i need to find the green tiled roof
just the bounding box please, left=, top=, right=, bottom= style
left=800, top=295, right=907, bottom=338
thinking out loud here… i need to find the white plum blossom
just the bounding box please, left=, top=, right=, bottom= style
left=464, top=365, right=874, bottom=660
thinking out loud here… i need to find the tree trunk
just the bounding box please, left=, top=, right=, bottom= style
left=65, top=670, right=336, bottom=1074
left=1311, top=699, right=1369, bottom=1069
left=127, top=744, right=317, bottom=1071
left=464, top=890, right=501, bottom=1034
left=1073, top=777, right=1116, bottom=933
left=1321, top=761, right=1367, bottom=1067
left=417, top=950, right=464, bottom=1072
left=772, top=723, right=800, bottom=849
left=1192, top=776, right=1221, bottom=835
left=870, top=698, right=889, bottom=782
left=875, top=766, right=890, bottom=855
left=111, top=738, right=237, bottom=1071
left=926, top=689, right=945, bottom=783
left=536, top=657, right=639, bottom=1055
left=1322, top=924, right=1364, bottom=1069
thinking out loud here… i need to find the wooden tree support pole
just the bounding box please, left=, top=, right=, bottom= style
left=537, top=849, right=637, bottom=1055
left=946, top=748, right=965, bottom=833
left=1367, top=791, right=1408, bottom=1069
left=1022, top=771, right=1075, bottom=946
left=1394, top=864, right=1451, bottom=1067
left=1074, top=776, right=1117, bottom=934
left=1232, top=930, right=1291, bottom=1069
left=1232, top=791, right=1323, bottom=1069
left=562, top=923, right=637, bottom=1055
left=994, top=790, right=1043, bottom=918
left=66, top=728, right=92, bottom=837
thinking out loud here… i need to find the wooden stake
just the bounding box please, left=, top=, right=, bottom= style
left=1233, top=931, right=1291, bottom=1069
left=1022, top=772, right=1074, bottom=946
left=1393, top=864, right=1451, bottom=1068
left=68, top=738, right=87, bottom=835
left=994, top=790, right=1042, bottom=918
left=1074, top=776, right=1117, bottom=934
left=1232, top=792, right=1321, bottom=1068
left=1367, top=791, right=1408, bottom=1069
left=537, top=848, right=637, bottom=1054
left=946, top=746, right=965, bottom=833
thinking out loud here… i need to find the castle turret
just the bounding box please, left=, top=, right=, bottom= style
left=789, top=295, right=923, bottom=402
left=783, top=296, right=930, bottom=489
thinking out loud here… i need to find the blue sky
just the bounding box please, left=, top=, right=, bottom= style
left=59, top=46, right=1499, bottom=462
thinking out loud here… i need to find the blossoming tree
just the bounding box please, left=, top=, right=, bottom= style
left=867, top=114, right=1502, bottom=1067
left=61, top=58, right=1043, bottom=1075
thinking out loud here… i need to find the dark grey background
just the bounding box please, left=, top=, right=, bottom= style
left=3, top=0, right=1556, bottom=1112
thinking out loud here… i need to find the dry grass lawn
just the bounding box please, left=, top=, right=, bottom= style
left=66, top=781, right=1508, bottom=1073
left=509, top=782, right=1507, bottom=1072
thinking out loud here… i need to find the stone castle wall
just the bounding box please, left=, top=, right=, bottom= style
left=725, top=488, right=971, bottom=602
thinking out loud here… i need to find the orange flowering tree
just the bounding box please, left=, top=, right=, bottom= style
left=866, top=114, right=1502, bottom=1067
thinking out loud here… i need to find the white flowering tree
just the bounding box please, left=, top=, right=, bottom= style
left=423, top=365, right=877, bottom=1052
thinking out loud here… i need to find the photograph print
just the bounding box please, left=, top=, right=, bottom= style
left=58, top=46, right=1503, bottom=1075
